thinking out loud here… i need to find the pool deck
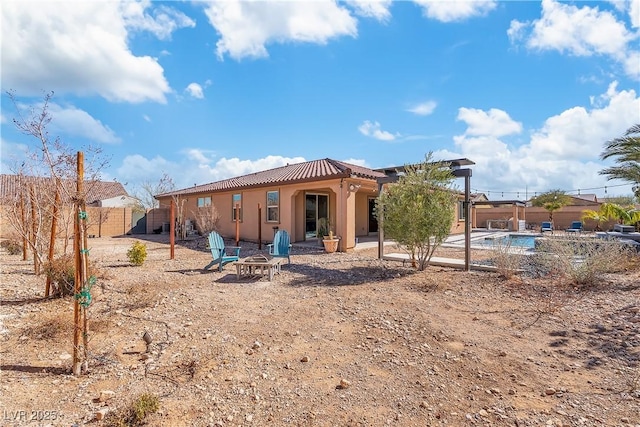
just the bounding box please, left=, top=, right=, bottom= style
left=351, top=231, right=528, bottom=272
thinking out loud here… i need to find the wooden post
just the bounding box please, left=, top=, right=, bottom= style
left=45, top=184, right=60, bottom=297
left=257, top=203, right=262, bottom=250
left=73, top=151, right=84, bottom=376
left=170, top=199, right=175, bottom=259
left=235, top=204, right=240, bottom=247
left=29, top=184, right=39, bottom=275
left=20, top=193, right=27, bottom=261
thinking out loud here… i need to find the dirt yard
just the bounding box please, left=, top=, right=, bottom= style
left=1, top=235, right=639, bottom=427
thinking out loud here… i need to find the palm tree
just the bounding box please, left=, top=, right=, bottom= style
left=600, top=202, right=640, bottom=225
left=599, top=124, right=640, bottom=200
left=531, top=190, right=572, bottom=222
left=580, top=207, right=609, bottom=231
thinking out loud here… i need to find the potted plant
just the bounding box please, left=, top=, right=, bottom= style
left=320, top=219, right=340, bottom=253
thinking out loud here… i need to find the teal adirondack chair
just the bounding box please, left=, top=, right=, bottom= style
left=268, top=230, right=292, bottom=263
left=206, top=231, right=241, bottom=272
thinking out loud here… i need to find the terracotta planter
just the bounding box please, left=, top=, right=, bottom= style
left=322, top=238, right=339, bottom=253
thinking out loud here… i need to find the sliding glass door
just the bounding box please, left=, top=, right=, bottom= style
left=305, top=193, right=329, bottom=239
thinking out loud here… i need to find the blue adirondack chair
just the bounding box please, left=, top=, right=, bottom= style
left=541, top=221, right=554, bottom=233
left=268, top=230, right=292, bottom=263
left=206, top=231, right=241, bottom=272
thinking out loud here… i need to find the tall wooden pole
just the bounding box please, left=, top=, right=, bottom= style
left=170, top=199, right=175, bottom=259
left=45, top=184, right=60, bottom=297
left=20, top=193, right=27, bottom=261
left=235, top=204, right=240, bottom=247
left=257, top=203, right=262, bottom=250
left=73, top=151, right=84, bottom=376
left=29, top=185, right=39, bottom=275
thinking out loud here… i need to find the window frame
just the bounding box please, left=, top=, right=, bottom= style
left=232, top=193, right=243, bottom=222
left=458, top=200, right=466, bottom=221
left=266, top=190, right=279, bottom=223
left=197, top=196, right=211, bottom=208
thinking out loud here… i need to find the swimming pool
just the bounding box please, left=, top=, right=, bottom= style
left=480, top=234, right=538, bottom=249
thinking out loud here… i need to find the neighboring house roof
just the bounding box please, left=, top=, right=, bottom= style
left=470, top=193, right=488, bottom=202
left=158, top=158, right=388, bottom=198
left=568, top=193, right=600, bottom=206
left=571, top=193, right=598, bottom=203
left=0, top=174, right=129, bottom=205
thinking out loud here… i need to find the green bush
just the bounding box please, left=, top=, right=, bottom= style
left=1, top=239, right=22, bottom=255
left=127, top=241, right=147, bottom=266
left=104, top=393, right=159, bottom=427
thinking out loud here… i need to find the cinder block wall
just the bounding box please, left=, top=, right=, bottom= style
left=473, top=206, right=617, bottom=231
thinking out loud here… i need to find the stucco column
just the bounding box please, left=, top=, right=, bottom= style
left=344, top=184, right=357, bottom=252
left=512, top=204, right=518, bottom=231
left=335, top=181, right=347, bottom=251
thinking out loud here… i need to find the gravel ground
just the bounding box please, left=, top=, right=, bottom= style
left=1, top=235, right=639, bottom=427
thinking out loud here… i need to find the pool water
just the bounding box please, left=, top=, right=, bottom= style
left=481, top=234, right=537, bottom=249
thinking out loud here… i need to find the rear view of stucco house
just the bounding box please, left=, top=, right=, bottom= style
left=155, top=158, right=471, bottom=252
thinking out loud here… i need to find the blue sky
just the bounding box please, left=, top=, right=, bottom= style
left=1, top=0, right=639, bottom=201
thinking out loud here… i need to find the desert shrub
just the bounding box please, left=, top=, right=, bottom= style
left=526, top=236, right=636, bottom=286
left=1, top=239, right=22, bottom=255
left=126, top=241, right=147, bottom=266
left=44, top=254, right=98, bottom=296
left=22, top=315, right=71, bottom=340
left=104, top=393, right=159, bottom=427
left=490, top=239, right=526, bottom=279
left=192, top=204, right=220, bottom=235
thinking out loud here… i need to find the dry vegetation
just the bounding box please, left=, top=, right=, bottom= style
left=1, top=234, right=639, bottom=427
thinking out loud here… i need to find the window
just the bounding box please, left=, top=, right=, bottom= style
left=232, top=193, right=242, bottom=221
left=266, top=190, right=279, bottom=222
left=197, top=196, right=211, bottom=207
left=458, top=200, right=466, bottom=221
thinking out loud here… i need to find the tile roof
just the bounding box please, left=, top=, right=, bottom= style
left=158, top=158, right=388, bottom=198
left=0, top=174, right=129, bottom=204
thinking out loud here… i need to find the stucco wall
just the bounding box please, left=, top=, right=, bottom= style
left=473, top=205, right=617, bottom=231
left=0, top=206, right=138, bottom=239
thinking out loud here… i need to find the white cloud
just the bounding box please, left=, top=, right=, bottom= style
left=121, top=0, right=195, bottom=40
left=407, top=101, right=437, bottom=116
left=45, top=103, right=120, bottom=144
left=451, top=82, right=640, bottom=196
left=348, top=0, right=392, bottom=22
left=117, top=153, right=307, bottom=190
left=202, top=0, right=358, bottom=60
left=0, top=138, right=29, bottom=174
left=631, top=0, right=640, bottom=28
left=412, top=0, right=497, bottom=22
left=358, top=120, right=398, bottom=141
left=340, top=158, right=369, bottom=167
left=508, top=0, right=639, bottom=80
left=457, top=108, right=522, bottom=137
left=185, top=83, right=205, bottom=99
left=0, top=1, right=192, bottom=103
left=143, top=115, right=151, bottom=123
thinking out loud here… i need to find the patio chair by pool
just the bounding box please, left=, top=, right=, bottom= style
left=565, top=221, right=583, bottom=233
left=268, top=229, right=292, bottom=263
left=541, top=221, right=554, bottom=233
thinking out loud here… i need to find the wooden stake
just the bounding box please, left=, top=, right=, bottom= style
left=45, top=183, right=60, bottom=297
left=29, top=184, right=39, bottom=275
left=235, top=204, right=240, bottom=247
left=170, top=199, right=175, bottom=259
left=20, top=193, right=27, bottom=261
left=73, top=151, right=84, bottom=376
left=257, top=203, right=262, bottom=250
